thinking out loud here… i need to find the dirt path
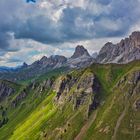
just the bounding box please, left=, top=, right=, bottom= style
left=74, top=110, right=98, bottom=140
left=111, top=106, right=127, bottom=140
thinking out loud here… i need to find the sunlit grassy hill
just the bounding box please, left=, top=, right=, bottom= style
left=0, top=61, right=140, bottom=140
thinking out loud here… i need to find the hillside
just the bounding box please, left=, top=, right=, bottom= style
left=0, top=61, right=139, bottom=140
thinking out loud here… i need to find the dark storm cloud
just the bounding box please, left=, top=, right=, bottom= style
left=59, top=7, right=95, bottom=41
left=89, top=0, right=140, bottom=37
left=0, top=0, right=140, bottom=53
left=0, top=32, right=11, bottom=49
left=15, top=7, right=95, bottom=43
left=14, top=0, right=140, bottom=43
left=15, top=15, right=64, bottom=44
left=0, top=0, right=36, bottom=53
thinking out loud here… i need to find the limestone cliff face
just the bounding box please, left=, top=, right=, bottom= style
left=68, top=45, right=94, bottom=68
left=11, top=78, right=55, bottom=107
left=116, top=70, right=140, bottom=96
left=11, top=91, right=27, bottom=107
left=53, top=71, right=101, bottom=117
left=0, top=81, right=14, bottom=100
left=71, top=45, right=90, bottom=59
left=97, top=31, right=140, bottom=63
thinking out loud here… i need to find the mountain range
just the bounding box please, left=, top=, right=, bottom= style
left=0, top=31, right=140, bottom=140
left=0, top=31, right=140, bottom=82
left=97, top=31, right=140, bottom=63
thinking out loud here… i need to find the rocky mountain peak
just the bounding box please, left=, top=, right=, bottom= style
left=97, top=31, right=140, bottom=63
left=37, top=55, right=67, bottom=69
left=36, top=55, right=68, bottom=66
left=129, top=31, right=140, bottom=48
left=104, top=42, right=113, bottom=47
left=40, top=56, right=48, bottom=62
left=48, top=55, right=67, bottom=65
left=22, top=62, right=28, bottom=67
left=50, top=55, right=66, bottom=60
left=130, top=31, right=140, bottom=39
left=101, top=42, right=114, bottom=51
left=19, top=62, right=28, bottom=69
left=71, top=45, right=90, bottom=59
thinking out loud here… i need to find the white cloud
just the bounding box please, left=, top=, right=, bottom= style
left=0, top=0, right=140, bottom=66
left=128, top=21, right=140, bottom=35
left=96, top=18, right=122, bottom=31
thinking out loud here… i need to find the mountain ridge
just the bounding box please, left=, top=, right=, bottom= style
left=0, top=45, right=94, bottom=81
left=0, top=60, right=139, bottom=140
left=97, top=31, right=140, bottom=63
left=0, top=31, right=140, bottom=83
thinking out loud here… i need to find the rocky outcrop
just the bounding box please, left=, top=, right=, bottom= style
left=12, top=91, right=27, bottom=107
left=73, top=73, right=101, bottom=116
left=20, top=62, right=28, bottom=69
left=53, top=74, right=78, bottom=101
left=71, top=45, right=90, bottom=59
left=0, top=81, right=14, bottom=100
left=11, top=78, right=56, bottom=107
left=67, top=45, right=94, bottom=68
left=135, top=99, right=140, bottom=110
left=116, top=71, right=140, bottom=100
left=97, top=31, right=140, bottom=63
left=0, top=106, right=8, bottom=128
left=30, top=78, right=55, bottom=91
left=31, top=55, right=67, bottom=69
left=53, top=71, right=101, bottom=117
left=133, top=71, right=140, bottom=84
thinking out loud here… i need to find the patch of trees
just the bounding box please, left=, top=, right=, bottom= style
left=0, top=105, right=8, bottom=128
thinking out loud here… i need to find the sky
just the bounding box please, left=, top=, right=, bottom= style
left=0, top=0, right=140, bottom=66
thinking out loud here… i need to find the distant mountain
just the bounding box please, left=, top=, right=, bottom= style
left=96, top=31, right=140, bottom=63
left=14, top=55, right=67, bottom=81
left=0, top=66, right=19, bottom=73
left=67, top=45, right=94, bottom=68
left=29, top=55, right=67, bottom=70
left=0, top=62, right=29, bottom=73
left=20, top=62, right=28, bottom=69
left=1, top=31, right=140, bottom=81
left=0, top=45, right=95, bottom=81
left=0, top=67, right=14, bottom=73
left=71, top=45, right=90, bottom=59
left=0, top=32, right=140, bottom=140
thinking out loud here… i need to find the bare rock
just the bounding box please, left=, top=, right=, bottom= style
left=97, top=31, right=140, bottom=63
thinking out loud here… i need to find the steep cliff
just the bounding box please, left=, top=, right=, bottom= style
left=0, top=61, right=139, bottom=140
left=97, top=31, right=140, bottom=63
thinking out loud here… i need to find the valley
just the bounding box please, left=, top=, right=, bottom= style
left=0, top=61, right=139, bottom=140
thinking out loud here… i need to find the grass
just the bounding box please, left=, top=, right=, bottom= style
left=0, top=60, right=140, bottom=140
left=9, top=92, right=56, bottom=140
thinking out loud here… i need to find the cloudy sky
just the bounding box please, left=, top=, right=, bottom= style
left=0, top=0, right=140, bottom=66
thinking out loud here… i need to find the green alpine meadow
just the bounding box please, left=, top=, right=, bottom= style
left=0, top=60, right=140, bottom=140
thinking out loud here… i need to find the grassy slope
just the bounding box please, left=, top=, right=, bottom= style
left=0, top=69, right=65, bottom=140
left=83, top=61, right=140, bottom=140
left=0, top=61, right=140, bottom=140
